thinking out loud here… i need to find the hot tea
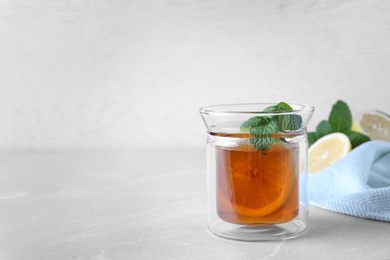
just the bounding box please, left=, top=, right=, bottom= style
left=214, top=133, right=299, bottom=225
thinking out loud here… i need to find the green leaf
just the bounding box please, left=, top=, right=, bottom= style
left=263, top=105, right=277, bottom=112
left=240, top=102, right=302, bottom=151
left=328, top=100, right=352, bottom=134
left=273, top=102, right=302, bottom=131
left=308, top=100, right=370, bottom=151
left=249, top=120, right=278, bottom=135
left=249, top=120, right=278, bottom=150
left=348, top=131, right=371, bottom=149
left=308, top=132, right=318, bottom=146
left=240, top=116, right=270, bottom=129
left=276, top=102, right=293, bottom=111
left=316, top=120, right=333, bottom=138
left=250, top=135, right=274, bottom=151
left=278, top=114, right=302, bottom=131
left=264, top=102, right=293, bottom=113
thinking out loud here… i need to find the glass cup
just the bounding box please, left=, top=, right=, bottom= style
left=199, top=103, right=314, bottom=241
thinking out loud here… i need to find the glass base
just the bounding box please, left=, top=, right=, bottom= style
left=208, top=218, right=307, bottom=241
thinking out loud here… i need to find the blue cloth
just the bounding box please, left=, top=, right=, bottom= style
left=308, top=140, right=390, bottom=222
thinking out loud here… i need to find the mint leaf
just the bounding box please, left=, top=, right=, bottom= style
left=309, top=100, right=371, bottom=150
left=274, top=102, right=302, bottom=131
left=279, top=114, right=302, bottom=131
left=316, top=120, right=333, bottom=138
left=276, top=102, right=293, bottom=111
left=348, top=131, right=371, bottom=149
left=263, top=105, right=278, bottom=112
left=328, top=100, right=352, bottom=134
left=249, top=119, right=278, bottom=150
left=240, top=116, right=270, bottom=129
left=249, top=120, right=278, bottom=135
left=308, top=132, right=318, bottom=146
left=240, top=102, right=302, bottom=151
left=264, top=102, right=293, bottom=113
left=250, top=135, right=274, bottom=151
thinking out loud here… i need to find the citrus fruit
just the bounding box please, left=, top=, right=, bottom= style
left=308, top=132, right=352, bottom=175
left=216, top=142, right=298, bottom=224
left=352, top=110, right=390, bottom=142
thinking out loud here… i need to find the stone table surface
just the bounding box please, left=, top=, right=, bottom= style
left=0, top=148, right=389, bottom=260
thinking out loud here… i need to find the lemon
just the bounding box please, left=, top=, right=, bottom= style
left=308, top=132, right=352, bottom=175
left=352, top=110, right=390, bottom=142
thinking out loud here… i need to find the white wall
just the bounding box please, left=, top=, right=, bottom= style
left=0, top=0, right=389, bottom=150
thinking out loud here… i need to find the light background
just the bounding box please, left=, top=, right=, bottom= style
left=0, top=0, right=389, bottom=151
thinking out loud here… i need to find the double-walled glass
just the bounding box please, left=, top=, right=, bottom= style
left=200, top=103, right=314, bottom=241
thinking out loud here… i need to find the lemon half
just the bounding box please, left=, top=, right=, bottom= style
left=308, top=132, right=352, bottom=175
left=352, top=110, right=390, bottom=142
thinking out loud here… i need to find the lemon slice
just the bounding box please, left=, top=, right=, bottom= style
left=352, top=110, right=390, bottom=142
left=308, top=132, right=352, bottom=175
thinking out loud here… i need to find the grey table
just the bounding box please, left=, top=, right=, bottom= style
left=0, top=148, right=389, bottom=259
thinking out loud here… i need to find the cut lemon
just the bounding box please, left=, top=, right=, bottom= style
left=216, top=142, right=298, bottom=223
left=352, top=110, right=390, bottom=142
left=308, top=132, right=351, bottom=175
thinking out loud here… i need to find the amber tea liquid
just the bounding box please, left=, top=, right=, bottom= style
left=213, top=132, right=300, bottom=225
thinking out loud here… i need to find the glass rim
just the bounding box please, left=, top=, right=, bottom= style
left=199, top=102, right=315, bottom=116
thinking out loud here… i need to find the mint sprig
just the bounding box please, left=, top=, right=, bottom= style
left=240, top=102, right=302, bottom=151
left=308, top=100, right=370, bottom=149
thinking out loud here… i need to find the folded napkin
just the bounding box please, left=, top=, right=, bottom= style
left=308, top=140, right=390, bottom=222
